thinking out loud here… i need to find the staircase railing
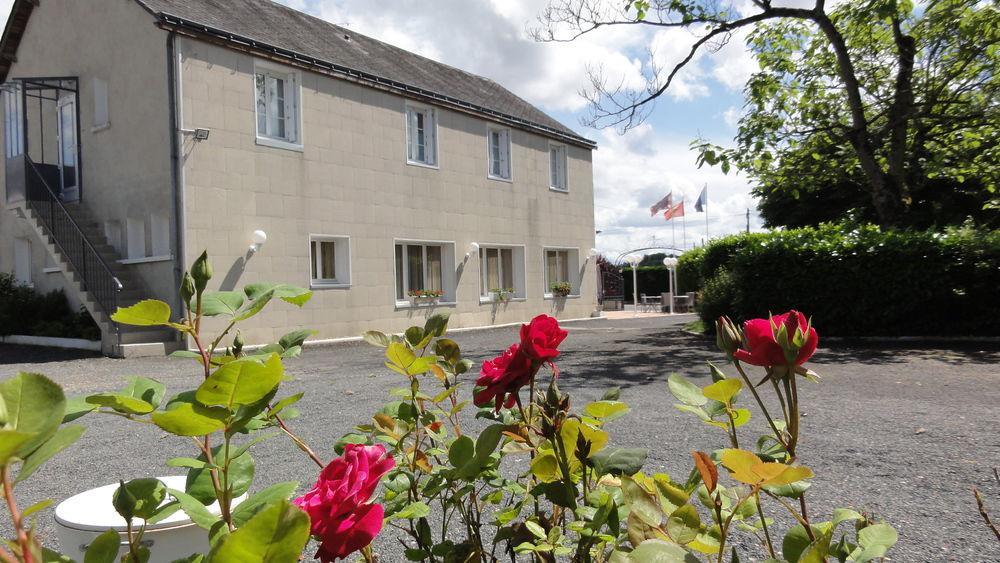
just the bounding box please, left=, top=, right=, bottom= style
left=22, top=155, right=122, bottom=317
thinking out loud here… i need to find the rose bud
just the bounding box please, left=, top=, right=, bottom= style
left=715, top=316, right=742, bottom=359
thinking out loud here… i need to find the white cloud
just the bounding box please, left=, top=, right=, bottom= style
left=722, top=106, right=742, bottom=128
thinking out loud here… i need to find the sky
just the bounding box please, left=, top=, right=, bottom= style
left=0, top=0, right=777, bottom=260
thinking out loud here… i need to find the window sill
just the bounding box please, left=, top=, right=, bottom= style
left=118, top=255, right=173, bottom=265
left=91, top=122, right=111, bottom=133
left=310, top=281, right=351, bottom=290
left=487, top=174, right=513, bottom=184
left=549, top=186, right=569, bottom=194
left=43, top=267, right=61, bottom=274
left=406, top=159, right=439, bottom=170
left=544, top=294, right=580, bottom=300
left=479, top=296, right=526, bottom=305
left=395, top=300, right=457, bottom=310
left=256, top=136, right=304, bottom=152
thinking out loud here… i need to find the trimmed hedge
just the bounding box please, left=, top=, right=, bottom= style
left=682, top=224, right=1000, bottom=336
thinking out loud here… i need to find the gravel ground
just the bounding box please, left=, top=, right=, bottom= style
left=1, top=314, right=999, bottom=561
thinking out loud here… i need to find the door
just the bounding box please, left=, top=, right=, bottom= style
left=56, top=93, right=79, bottom=202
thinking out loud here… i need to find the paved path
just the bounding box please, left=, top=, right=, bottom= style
left=2, top=315, right=999, bottom=561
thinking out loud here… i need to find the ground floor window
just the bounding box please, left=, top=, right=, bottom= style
left=544, top=248, right=580, bottom=297
left=480, top=246, right=525, bottom=301
left=310, top=235, right=350, bottom=287
left=395, top=241, right=454, bottom=303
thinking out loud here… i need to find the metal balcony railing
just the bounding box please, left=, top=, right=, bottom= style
left=22, top=155, right=122, bottom=317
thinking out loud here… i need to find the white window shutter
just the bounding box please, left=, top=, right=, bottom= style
left=407, top=109, right=417, bottom=161
left=426, top=110, right=436, bottom=164
left=500, top=130, right=510, bottom=178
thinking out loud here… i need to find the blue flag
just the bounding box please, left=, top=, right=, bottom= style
left=694, top=185, right=708, bottom=212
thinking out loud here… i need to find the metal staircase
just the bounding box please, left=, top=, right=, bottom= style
left=18, top=155, right=177, bottom=357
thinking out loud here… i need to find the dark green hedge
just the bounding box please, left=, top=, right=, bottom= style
left=0, top=273, right=101, bottom=340
left=621, top=266, right=673, bottom=302
left=681, top=224, right=1000, bottom=336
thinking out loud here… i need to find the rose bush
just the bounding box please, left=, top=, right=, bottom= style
left=0, top=252, right=899, bottom=562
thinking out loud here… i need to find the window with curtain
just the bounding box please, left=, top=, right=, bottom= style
left=395, top=242, right=445, bottom=300
left=310, top=236, right=350, bottom=287
left=549, top=144, right=567, bottom=191
left=544, top=249, right=579, bottom=296
left=480, top=246, right=523, bottom=299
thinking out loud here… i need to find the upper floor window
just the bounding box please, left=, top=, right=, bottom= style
left=549, top=143, right=568, bottom=192
left=488, top=126, right=511, bottom=181
left=310, top=235, right=351, bottom=288
left=255, top=63, right=300, bottom=148
left=406, top=105, right=437, bottom=167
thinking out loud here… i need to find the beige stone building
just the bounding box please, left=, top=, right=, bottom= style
left=0, top=0, right=598, bottom=356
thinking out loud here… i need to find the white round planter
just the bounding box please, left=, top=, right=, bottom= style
left=54, top=476, right=246, bottom=563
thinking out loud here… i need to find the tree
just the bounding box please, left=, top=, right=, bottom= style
left=534, top=0, right=999, bottom=227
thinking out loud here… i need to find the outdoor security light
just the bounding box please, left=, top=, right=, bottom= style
left=193, top=128, right=211, bottom=141
left=588, top=248, right=599, bottom=259
left=466, top=242, right=480, bottom=258
left=249, top=230, right=268, bottom=254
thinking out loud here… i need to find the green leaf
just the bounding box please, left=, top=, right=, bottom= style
left=111, top=300, right=172, bottom=326
left=196, top=354, right=284, bottom=408
left=628, top=539, right=700, bottom=562
left=583, top=401, right=630, bottom=421
left=207, top=500, right=309, bottom=562
left=852, top=523, right=897, bottom=562
left=423, top=313, right=450, bottom=337
left=589, top=448, right=648, bottom=477
left=186, top=450, right=254, bottom=505
left=0, top=430, right=35, bottom=466
left=391, top=502, right=431, bottom=520
left=602, top=387, right=621, bottom=400
left=151, top=401, right=228, bottom=436
left=783, top=524, right=824, bottom=563
left=475, top=424, right=505, bottom=462
left=63, top=395, right=98, bottom=422
left=622, top=475, right=662, bottom=528
left=667, top=374, right=706, bottom=406
left=702, top=379, right=742, bottom=404
left=361, top=330, right=390, bottom=348
left=16, top=424, right=85, bottom=482
left=267, top=393, right=303, bottom=418
left=166, top=488, right=220, bottom=530
left=278, top=329, right=315, bottom=350
left=166, top=457, right=212, bottom=470
left=84, top=529, right=122, bottom=563
left=0, top=372, right=66, bottom=458
left=85, top=393, right=155, bottom=415
left=114, top=478, right=166, bottom=520
left=236, top=284, right=312, bottom=321
left=230, top=482, right=300, bottom=527
left=121, top=377, right=167, bottom=409
left=666, top=505, right=700, bottom=545
left=200, top=291, right=245, bottom=317
left=21, top=498, right=53, bottom=519
left=448, top=436, right=475, bottom=468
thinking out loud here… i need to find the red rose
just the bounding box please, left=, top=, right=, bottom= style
left=294, top=444, right=395, bottom=561
left=733, top=310, right=818, bottom=368
left=519, top=315, right=568, bottom=362
left=474, top=344, right=535, bottom=412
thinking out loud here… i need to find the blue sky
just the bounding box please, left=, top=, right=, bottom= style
left=0, top=0, right=768, bottom=259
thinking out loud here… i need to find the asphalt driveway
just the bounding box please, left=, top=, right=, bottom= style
left=2, top=315, right=998, bottom=561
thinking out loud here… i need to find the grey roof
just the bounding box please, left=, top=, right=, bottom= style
left=134, top=0, right=594, bottom=147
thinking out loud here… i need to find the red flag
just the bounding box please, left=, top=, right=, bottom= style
left=649, top=193, right=673, bottom=216
left=663, top=202, right=685, bottom=220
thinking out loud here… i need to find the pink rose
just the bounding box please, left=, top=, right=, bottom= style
left=519, top=315, right=568, bottom=362
left=294, top=444, right=395, bottom=561
left=733, top=310, right=818, bottom=368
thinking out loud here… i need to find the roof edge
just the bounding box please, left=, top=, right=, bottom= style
left=155, top=12, right=597, bottom=149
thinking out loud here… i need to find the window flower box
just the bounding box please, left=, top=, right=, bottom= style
left=549, top=281, right=572, bottom=298
left=408, top=289, right=443, bottom=306
left=490, top=288, right=515, bottom=303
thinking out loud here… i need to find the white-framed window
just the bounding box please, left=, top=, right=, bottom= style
left=549, top=143, right=568, bottom=192
left=92, top=77, right=109, bottom=130
left=479, top=245, right=526, bottom=301
left=394, top=240, right=455, bottom=304
left=309, top=235, right=351, bottom=287
left=405, top=104, right=437, bottom=167
left=13, top=238, right=31, bottom=285
left=487, top=126, right=511, bottom=181
left=2, top=82, right=23, bottom=158
left=543, top=248, right=580, bottom=297
left=255, top=62, right=301, bottom=148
